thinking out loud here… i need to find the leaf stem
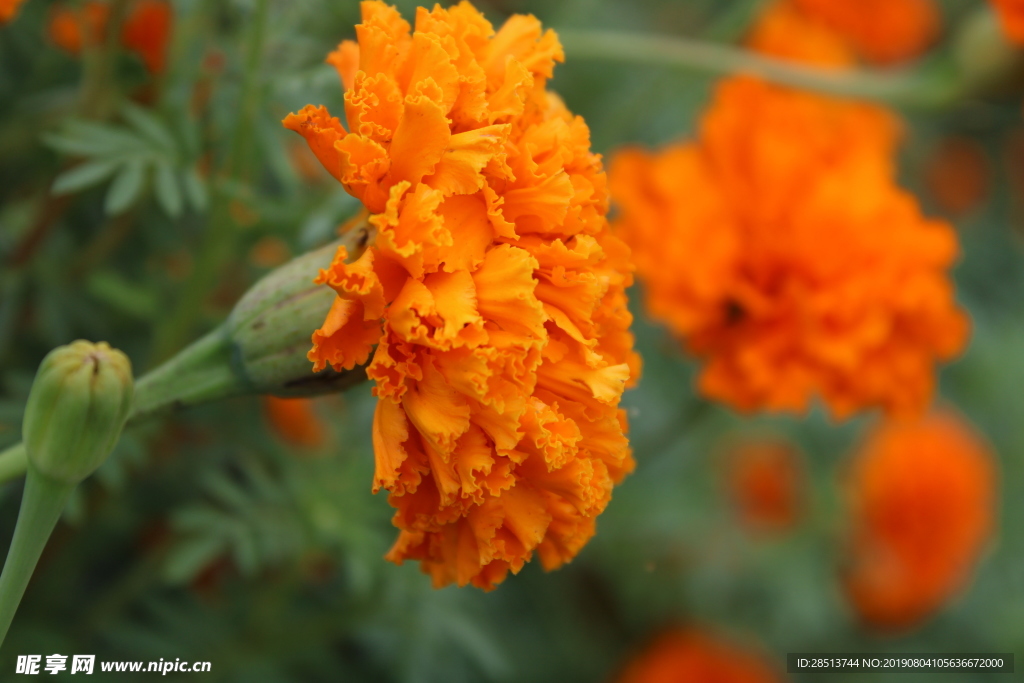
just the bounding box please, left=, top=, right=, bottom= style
left=557, top=29, right=961, bottom=107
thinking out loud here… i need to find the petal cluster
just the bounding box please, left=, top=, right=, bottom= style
left=610, top=76, right=967, bottom=418
left=615, top=629, right=783, bottom=683
left=285, top=1, right=637, bottom=589
left=842, top=413, right=996, bottom=630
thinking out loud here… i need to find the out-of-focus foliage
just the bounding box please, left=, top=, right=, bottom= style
left=1, top=0, right=1023, bottom=681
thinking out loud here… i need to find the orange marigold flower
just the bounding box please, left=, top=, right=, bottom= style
left=610, top=77, right=968, bottom=418
left=843, top=412, right=996, bottom=631
left=284, top=1, right=638, bottom=590
left=790, top=0, right=939, bottom=64
left=724, top=438, right=803, bottom=533
left=48, top=0, right=172, bottom=74
left=263, top=396, right=328, bottom=449
left=990, top=0, right=1024, bottom=43
left=614, top=629, right=784, bottom=683
left=746, top=0, right=854, bottom=67
left=1, top=0, right=27, bottom=24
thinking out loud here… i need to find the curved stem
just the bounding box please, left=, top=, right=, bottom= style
left=0, top=472, right=75, bottom=647
left=131, top=325, right=244, bottom=423
left=557, top=30, right=960, bottom=107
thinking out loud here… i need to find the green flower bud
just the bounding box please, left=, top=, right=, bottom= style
left=23, top=341, right=133, bottom=485
left=226, top=223, right=371, bottom=397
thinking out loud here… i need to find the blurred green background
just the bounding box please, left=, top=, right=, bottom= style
left=2, top=0, right=1023, bottom=680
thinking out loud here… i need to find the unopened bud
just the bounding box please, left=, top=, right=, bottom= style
left=226, top=222, right=371, bottom=397
left=23, top=341, right=134, bottom=485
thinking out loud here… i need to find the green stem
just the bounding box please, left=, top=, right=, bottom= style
left=0, top=327, right=247, bottom=487
left=0, top=445, right=26, bottom=485
left=152, top=0, right=270, bottom=361
left=557, top=30, right=960, bottom=107
left=0, top=472, right=75, bottom=646
left=78, top=0, right=132, bottom=119
left=131, top=325, right=246, bottom=423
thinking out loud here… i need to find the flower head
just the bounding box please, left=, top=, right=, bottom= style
left=285, top=1, right=638, bottom=590
left=724, top=438, right=803, bottom=533
left=789, top=0, right=939, bottom=64
left=842, top=412, right=996, bottom=630
left=609, top=77, right=967, bottom=418
left=614, top=629, right=783, bottom=683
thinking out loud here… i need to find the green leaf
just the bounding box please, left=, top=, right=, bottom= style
left=121, top=102, right=177, bottom=156
left=60, top=119, right=147, bottom=155
left=42, top=133, right=116, bottom=157
left=104, top=159, right=147, bottom=214
left=162, top=535, right=227, bottom=584
left=51, top=159, right=121, bottom=195
left=86, top=270, right=159, bottom=320
left=182, top=166, right=208, bottom=212
left=154, top=162, right=183, bottom=217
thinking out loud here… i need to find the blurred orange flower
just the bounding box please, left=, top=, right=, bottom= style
left=614, top=629, right=784, bottom=683
left=263, top=396, right=328, bottom=449
left=790, top=0, right=939, bottom=64
left=49, top=3, right=110, bottom=53
left=990, top=0, right=1024, bottom=43
left=843, top=412, right=996, bottom=631
left=121, top=0, right=172, bottom=74
left=725, top=438, right=803, bottom=533
left=925, top=137, right=990, bottom=217
left=610, top=77, right=968, bottom=418
left=746, top=0, right=854, bottom=67
left=0, top=0, right=26, bottom=24
left=48, top=0, right=172, bottom=74
left=285, top=1, right=638, bottom=590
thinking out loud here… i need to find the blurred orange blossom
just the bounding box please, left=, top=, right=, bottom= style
left=724, top=438, right=803, bottom=534
left=990, top=0, right=1024, bottom=43
left=609, top=75, right=967, bottom=418
left=613, top=628, right=784, bottom=683
left=790, top=0, right=939, bottom=64
left=263, top=396, right=328, bottom=450
left=0, top=0, right=26, bottom=23
left=48, top=0, right=172, bottom=74
left=842, top=412, right=997, bottom=631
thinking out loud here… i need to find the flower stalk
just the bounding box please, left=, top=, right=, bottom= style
left=0, top=341, right=134, bottom=646
left=0, top=221, right=371, bottom=487
left=0, top=474, right=76, bottom=645
left=557, top=29, right=961, bottom=107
